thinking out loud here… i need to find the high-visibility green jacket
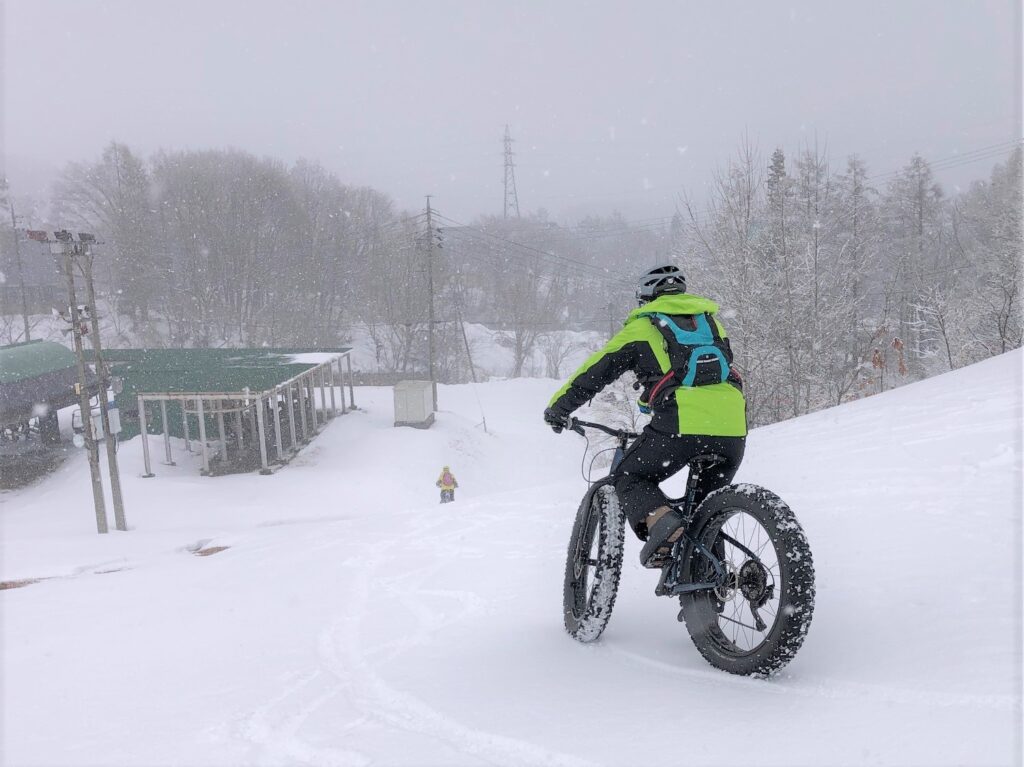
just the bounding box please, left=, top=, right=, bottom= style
left=548, top=294, right=747, bottom=437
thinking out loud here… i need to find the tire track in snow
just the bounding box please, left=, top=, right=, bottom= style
left=366, top=583, right=488, bottom=665
left=610, top=646, right=1018, bottom=712
left=224, top=517, right=468, bottom=766
left=319, top=556, right=597, bottom=767
left=237, top=669, right=371, bottom=767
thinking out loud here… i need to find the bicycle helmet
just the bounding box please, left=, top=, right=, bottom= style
left=636, top=264, right=686, bottom=303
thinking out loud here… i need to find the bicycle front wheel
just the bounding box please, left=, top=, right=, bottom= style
left=563, top=483, right=625, bottom=642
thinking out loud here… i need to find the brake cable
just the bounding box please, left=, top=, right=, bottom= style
left=577, top=429, right=592, bottom=483
left=586, top=447, right=617, bottom=484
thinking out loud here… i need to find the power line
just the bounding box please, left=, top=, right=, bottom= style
left=669, top=140, right=1023, bottom=235
left=866, top=139, right=1022, bottom=182
left=442, top=230, right=632, bottom=288
left=435, top=211, right=635, bottom=280
left=567, top=220, right=677, bottom=241
left=521, top=139, right=1022, bottom=228
left=433, top=211, right=635, bottom=286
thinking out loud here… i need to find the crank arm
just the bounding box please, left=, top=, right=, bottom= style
left=669, top=580, right=719, bottom=596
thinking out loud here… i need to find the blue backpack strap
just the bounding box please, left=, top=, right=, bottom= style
left=639, top=312, right=731, bottom=388
left=641, top=312, right=705, bottom=371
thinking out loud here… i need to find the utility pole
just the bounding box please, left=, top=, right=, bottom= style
left=425, top=197, right=438, bottom=412
left=5, top=199, right=31, bottom=342
left=503, top=124, right=521, bottom=219
left=57, top=233, right=108, bottom=534
left=79, top=237, right=127, bottom=531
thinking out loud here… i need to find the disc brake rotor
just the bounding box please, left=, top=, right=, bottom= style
left=713, top=561, right=738, bottom=602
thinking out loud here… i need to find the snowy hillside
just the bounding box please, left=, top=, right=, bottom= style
left=1, top=350, right=1020, bottom=766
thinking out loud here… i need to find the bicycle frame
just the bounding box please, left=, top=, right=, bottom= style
left=569, top=418, right=727, bottom=597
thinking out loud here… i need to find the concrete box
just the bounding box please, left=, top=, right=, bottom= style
left=393, top=380, right=435, bottom=428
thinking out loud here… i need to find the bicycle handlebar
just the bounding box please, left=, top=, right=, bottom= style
left=568, top=418, right=640, bottom=441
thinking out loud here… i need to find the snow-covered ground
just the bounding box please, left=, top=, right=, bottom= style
left=1, top=351, right=1021, bottom=766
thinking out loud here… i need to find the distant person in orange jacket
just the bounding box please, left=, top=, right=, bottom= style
left=436, top=466, right=458, bottom=503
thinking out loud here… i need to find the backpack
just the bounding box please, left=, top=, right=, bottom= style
left=638, top=312, right=733, bottom=405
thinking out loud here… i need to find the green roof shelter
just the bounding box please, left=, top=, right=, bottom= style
left=92, top=347, right=354, bottom=477
left=0, top=340, right=98, bottom=429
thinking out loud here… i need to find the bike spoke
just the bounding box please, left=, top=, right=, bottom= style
left=707, top=510, right=785, bottom=652
left=719, top=612, right=763, bottom=633
left=726, top=597, right=743, bottom=644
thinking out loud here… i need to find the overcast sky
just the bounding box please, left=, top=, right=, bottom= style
left=2, top=0, right=1021, bottom=222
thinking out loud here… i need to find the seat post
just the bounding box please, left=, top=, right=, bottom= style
left=684, top=454, right=725, bottom=518
left=682, top=463, right=704, bottom=519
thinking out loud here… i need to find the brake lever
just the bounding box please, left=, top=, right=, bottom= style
left=569, top=417, right=585, bottom=436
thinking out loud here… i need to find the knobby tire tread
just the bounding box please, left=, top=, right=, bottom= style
left=563, top=485, right=625, bottom=643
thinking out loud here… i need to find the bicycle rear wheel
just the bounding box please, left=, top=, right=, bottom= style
left=678, top=484, right=815, bottom=676
left=563, top=483, right=625, bottom=642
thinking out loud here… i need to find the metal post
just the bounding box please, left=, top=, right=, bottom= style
left=307, top=375, right=318, bottom=432
left=298, top=377, right=309, bottom=440
left=346, top=354, right=355, bottom=410
left=245, top=388, right=257, bottom=446
left=328, top=361, right=337, bottom=415
left=286, top=385, right=298, bottom=449
left=255, top=395, right=271, bottom=474
left=235, top=406, right=244, bottom=452
left=318, top=367, right=328, bottom=421
left=62, top=247, right=108, bottom=533
left=216, top=402, right=227, bottom=462
left=182, top=399, right=191, bottom=452
left=139, top=396, right=154, bottom=478
left=196, top=397, right=210, bottom=475
left=339, top=359, right=347, bottom=414
left=160, top=399, right=174, bottom=465
left=272, top=388, right=284, bottom=461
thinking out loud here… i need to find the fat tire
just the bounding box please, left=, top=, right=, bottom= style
left=563, top=484, right=625, bottom=642
left=678, top=483, right=815, bottom=676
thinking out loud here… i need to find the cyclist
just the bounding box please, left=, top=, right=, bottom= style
left=544, top=265, right=747, bottom=569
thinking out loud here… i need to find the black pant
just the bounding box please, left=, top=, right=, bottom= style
left=613, top=429, right=745, bottom=539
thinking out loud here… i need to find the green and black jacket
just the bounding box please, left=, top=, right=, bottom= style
left=548, top=294, right=747, bottom=437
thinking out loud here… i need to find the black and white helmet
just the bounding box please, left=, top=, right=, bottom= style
left=636, top=264, right=686, bottom=303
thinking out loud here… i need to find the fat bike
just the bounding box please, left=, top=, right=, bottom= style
left=562, top=419, right=815, bottom=676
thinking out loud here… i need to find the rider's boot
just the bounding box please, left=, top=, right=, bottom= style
left=639, top=506, right=687, bottom=569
